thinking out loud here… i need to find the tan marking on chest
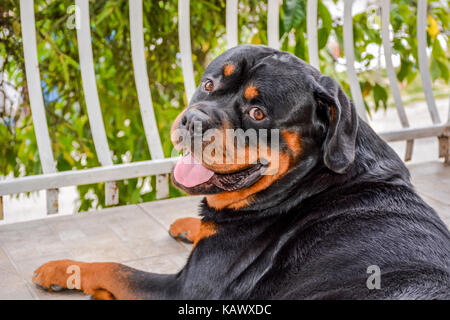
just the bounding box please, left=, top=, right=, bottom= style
left=193, top=221, right=217, bottom=248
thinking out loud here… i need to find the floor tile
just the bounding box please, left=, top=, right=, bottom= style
left=139, top=196, right=203, bottom=230
left=124, top=256, right=180, bottom=274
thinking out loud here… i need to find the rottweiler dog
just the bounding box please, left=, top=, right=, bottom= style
left=33, top=45, right=450, bottom=299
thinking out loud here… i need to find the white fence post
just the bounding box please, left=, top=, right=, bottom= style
left=226, top=0, right=239, bottom=49
left=343, top=0, right=368, bottom=122
left=381, top=0, right=414, bottom=161
left=267, top=0, right=280, bottom=49
left=75, top=0, right=118, bottom=205
left=178, top=0, right=196, bottom=103
left=417, top=0, right=441, bottom=125
left=20, top=0, right=59, bottom=215
left=307, top=0, right=319, bottom=70
left=129, top=0, right=168, bottom=199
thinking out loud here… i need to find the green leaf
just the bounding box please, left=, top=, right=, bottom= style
left=397, top=59, right=412, bottom=82
left=430, top=58, right=441, bottom=81
left=282, top=0, right=306, bottom=31
left=436, top=59, right=449, bottom=82
left=431, top=39, right=445, bottom=60
left=294, top=30, right=307, bottom=60
left=373, top=84, right=388, bottom=111
left=318, top=0, right=332, bottom=31
left=318, top=28, right=330, bottom=49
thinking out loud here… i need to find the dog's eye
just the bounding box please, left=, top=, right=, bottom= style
left=249, top=107, right=265, bottom=121
left=203, top=80, right=214, bottom=92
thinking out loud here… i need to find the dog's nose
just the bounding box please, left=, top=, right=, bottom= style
left=180, top=108, right=212, bottom=136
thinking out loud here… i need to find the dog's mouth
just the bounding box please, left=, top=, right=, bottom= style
left=172, top=153, right=267, bottom=194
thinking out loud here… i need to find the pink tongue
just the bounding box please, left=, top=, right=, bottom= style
left=174, top=154, right=215, bottom=188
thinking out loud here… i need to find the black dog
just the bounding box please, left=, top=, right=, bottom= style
left=33, top=45, right=450, bottom=299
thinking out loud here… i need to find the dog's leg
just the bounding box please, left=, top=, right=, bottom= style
left=33, top=259, right=178, bottom=300
left=169, top=217, right=201, bottom=243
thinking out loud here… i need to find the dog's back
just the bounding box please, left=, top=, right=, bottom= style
left=275, top=181, right=450, bottom=300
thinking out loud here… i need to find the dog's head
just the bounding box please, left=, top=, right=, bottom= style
left=171, top=45, right=358, bottom=210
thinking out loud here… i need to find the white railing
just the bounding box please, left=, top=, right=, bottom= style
left=0, top=0, right=449, bottom=221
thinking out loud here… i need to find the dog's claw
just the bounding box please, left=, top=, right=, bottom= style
left=51, top=284, right=64, bottom=292
left=168, top=230, right=193, bottom=244
left=35, top=283, right=46, bottom=291
left=177, top=232, right=193, bottom=244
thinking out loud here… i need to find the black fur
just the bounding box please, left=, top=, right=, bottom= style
left=123, top=45, right=450, bottom=299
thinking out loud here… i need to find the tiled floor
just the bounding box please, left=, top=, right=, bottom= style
left=0, top=162, right=448, bottom=300
left=0, top=196, right=202, bottom=300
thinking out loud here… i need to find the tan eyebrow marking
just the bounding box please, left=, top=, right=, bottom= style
left=244, top=85, right=259, bottom=100
left=223, top=63, right=235, bottom=76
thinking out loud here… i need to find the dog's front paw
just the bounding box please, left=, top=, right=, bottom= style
left=33, top=259, right=77, bottom=292
left=169, top=217, right=201, bottom=243
left=33, top=260, right=118, bottom=299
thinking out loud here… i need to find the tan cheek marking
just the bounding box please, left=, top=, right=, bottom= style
left=282, top=130, right=302, bottom=159
left=223, top=64, right=236, bottom=76
left=244, top=85, right=259, bottom=100
left=206, top=152, right=291, bottom=210
left=330, top=106, right=335, bottom=122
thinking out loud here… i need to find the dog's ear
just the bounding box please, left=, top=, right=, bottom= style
left=310, top=75, right=359, bottom=174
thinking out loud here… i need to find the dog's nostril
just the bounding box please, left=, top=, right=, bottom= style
left=180, top=108, right=213, bottom=135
